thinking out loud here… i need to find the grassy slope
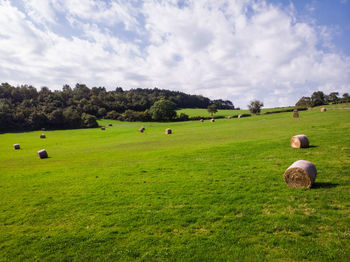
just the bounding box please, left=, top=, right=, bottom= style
left=0, top=109, right=350, bottom=261
left=177, top=106, right=294, bottom=117
left=177, top=103, right=350, bottom=117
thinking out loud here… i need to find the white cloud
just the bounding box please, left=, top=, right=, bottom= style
left=0, top=0, right=349, bottom=108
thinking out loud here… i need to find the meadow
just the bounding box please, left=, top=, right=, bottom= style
left=0, top=105, right=350, bottom=261
left=177, top=106, right=295, bottom=117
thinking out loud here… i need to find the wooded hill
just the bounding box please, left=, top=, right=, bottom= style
left=0, top=83, right=234, bottom=132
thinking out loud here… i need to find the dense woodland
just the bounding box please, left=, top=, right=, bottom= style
left=0, top=83, right=234, bottom=132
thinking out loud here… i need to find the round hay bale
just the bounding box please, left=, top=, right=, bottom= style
left=210, top=119, right=215, bottom=122
left=308, top=106, right=312, bottom=110
left=320, top=107, right=327, bottom=112
left=37, top=149, right=48, bottom=159
left=108, top=123, right=113, bottom=127
left=200, top=119, right=204, bottom=123
left=290, top=135, right=309, bottom=148
left=101, top=127, right=105, bottom=130
left=13, top=144, right=20, bottom=150
left=284, top=160, right=317, bottom=188
left=238, top=114, right=242, bottom=119
left=165, top=128, right=172, bottom=134
left=293, top=109, right=299, bottom=118
left=227, top=116, right=231, bottom=119
left=40, top=134, right=46, bottom=139
left=139, top=126, right=145, bottom=133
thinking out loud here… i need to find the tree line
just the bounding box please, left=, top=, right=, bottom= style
left=0, top=83, right=234, bottom=132
left=295, top=91, right=350, bottom=107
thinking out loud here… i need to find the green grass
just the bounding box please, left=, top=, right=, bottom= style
left=177, top=106, right=294, bottom=117
left=1, top=109, right=350, bottom=261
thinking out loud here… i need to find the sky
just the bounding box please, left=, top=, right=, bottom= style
left=0, top=0, right=349, bottom=108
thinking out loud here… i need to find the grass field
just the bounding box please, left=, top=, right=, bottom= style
left=177, top=106, right=294, bottom=117
left=1, top=107, right=350, bottom=261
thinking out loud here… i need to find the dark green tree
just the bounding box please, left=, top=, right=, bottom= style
left=311, top=91, right=325, bottom=106
left=207, top=104, right=218, bottom=117
left=149, top=99, right=177, bottom=121
left=248, top=100, right=264, bottom=114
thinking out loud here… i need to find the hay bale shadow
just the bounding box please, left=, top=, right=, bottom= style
left=312, top=182, right=338, bottom=189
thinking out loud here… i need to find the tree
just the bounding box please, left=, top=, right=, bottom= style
left=311, top=91, right=325, bottom=106
left=207, top=104, right=217, bottom=117
left=295, top=96, right=311, bottom=107
left=248, top=100, right=264, bottom=114
left=149, top=99, right=177, bottom=121
left=343, top=93, right=349, bottom=99
left=328, top=92, right=339, bottom=103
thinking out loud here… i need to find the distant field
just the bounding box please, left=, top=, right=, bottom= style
left=1, top=109, right=350, bottom=261
left=177, top=106, right=294, bottom=117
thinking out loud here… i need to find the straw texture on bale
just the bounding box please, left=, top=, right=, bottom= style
left=165, top=128, right=172, bottom=134
left=37, top=149, right=48, bottom=159
left=139, top=126, right=145, bottom=133
left=284, top=160, right=317, bottom=188
left=320, top=107, right=327, bottom=112
left=200, top=119, right=204, bottom=123
left=13, top=144, right=20, bottom=150
left=40, top=134, right=46, bottom=139
left=101, top=127, right=105, bottom=130
left=210, top=119, right=215, bottom=122
left=290, top=135, right=309, bottom=148
left=293, top=109, right=299, bottom=118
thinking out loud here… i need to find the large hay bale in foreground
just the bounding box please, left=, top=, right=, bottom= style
left=284, top=160, right=317, bottom=188
left=13, top=144, right=20, bottom=150
left=139, top=126, right=145, bottom=133
left=210, top=119, right=215, bottom=122
left=320, top=107, right=327, bottom=112
left=37, top=149, right=48, bottom=159
left=293, top=109, right=299, bottom=118
left=40, top=134, right=46, bottom=139
left=101, top=127, right=105, bottom=130
left=165, top=128, right=172, bottom=134
left=290, top=135, right=309, bottom=148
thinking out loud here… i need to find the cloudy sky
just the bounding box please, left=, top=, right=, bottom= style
left=1, top=0, right=349, bottom=108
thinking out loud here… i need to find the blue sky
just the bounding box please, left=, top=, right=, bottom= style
left=0, top=0, right=349, bottom=107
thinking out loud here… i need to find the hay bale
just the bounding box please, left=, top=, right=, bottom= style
left=238, top=114, right=242, bottom=119
left=227, top=116, right=231, bottom=119
left=108, top=123, right=113, bottom=127
left=290, top=135, right=309, bottom=148
left=40, top=134, right=46, bottom=139
left=165, top=128, right=172, bottom=134
left=13, top=144, right=20, bottom=150
left=320, top=107, right=327, bottom=112
left=293, top=109, right=299, bottom=118
left=200, top=119, right=204, bottom=123
left=210, top=119, right=215, bottom=122
left=139, top=126, right=145, bottom=133
left=308, top=106, right=312, bottom=110
left=284, top=160, right=317, bottom=188
left=101, top=127, right=105, bottom=130
left=37, top=149, right=48, bottom=159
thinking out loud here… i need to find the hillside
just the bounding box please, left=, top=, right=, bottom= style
left=1, top=109, right=349, bottom=261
